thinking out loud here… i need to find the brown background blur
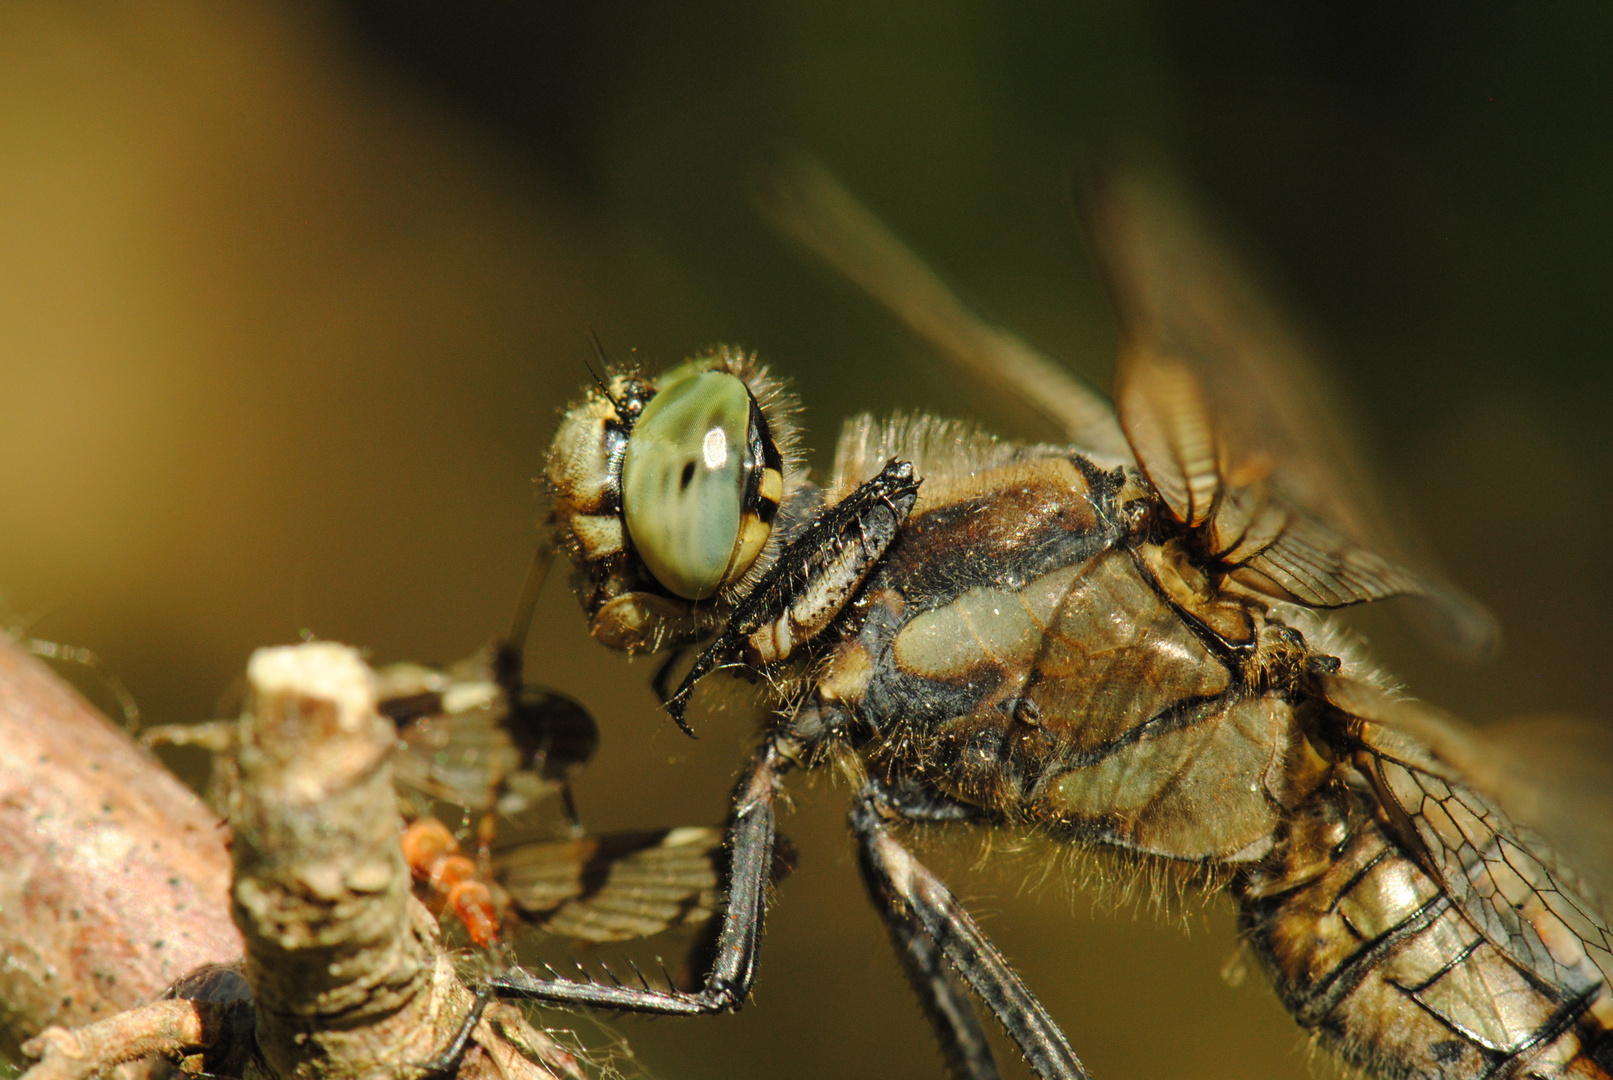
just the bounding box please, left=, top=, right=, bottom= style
left=2, top=4, right=1610, bottom=1078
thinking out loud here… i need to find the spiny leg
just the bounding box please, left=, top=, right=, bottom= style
left=860, top=843, right=1002, bottom=1080
left=852, top=782, right=1091, bottom=1080
left=417, top=984, right=496, bottom=1079
left=855, top=779, right=998, bottom=1080
left=662, top=458, right=919, bottom=732
left=489, top=737, right=790, bottom=1013
left=650, top=642, right=693, bottom=708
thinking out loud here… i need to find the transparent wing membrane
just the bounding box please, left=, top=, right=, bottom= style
left=756, top=152, right=1133, bottom=461
left=1326, top=677, right=1613, bottom=1006
left=496, top=826, right=724, bottom=943
left=1083, top=167, right=1500, bottom=657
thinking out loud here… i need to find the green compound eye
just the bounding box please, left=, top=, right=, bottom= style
left=621, top=369, right=771, bottom=600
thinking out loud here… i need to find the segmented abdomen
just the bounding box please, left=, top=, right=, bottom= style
left=1239, top=785, right=1613, bottom=1079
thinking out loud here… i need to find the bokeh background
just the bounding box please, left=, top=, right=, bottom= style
left=3, top=4, right=1611, bottom=1078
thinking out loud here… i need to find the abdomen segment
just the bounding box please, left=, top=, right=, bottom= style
left=1239, top=787, right=1613, bottom=1079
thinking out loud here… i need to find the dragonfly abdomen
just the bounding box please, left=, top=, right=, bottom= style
left=1239, top=783, right=1613, bottom=1079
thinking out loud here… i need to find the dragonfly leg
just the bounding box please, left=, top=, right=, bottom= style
left=853, top=779, right=997, bottom=1079
left=649, top=642, right=692, bottom=707
left=852, top=781, right=1091, bottom=1080
left=416, top=984, right=495, bottom=1079
left=859, top=854, right=1001, bottom=1079
left=489, top=737, right=790, bottom=1013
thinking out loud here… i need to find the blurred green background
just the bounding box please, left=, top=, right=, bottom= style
left=2, top=3, right=1610, bottom=1078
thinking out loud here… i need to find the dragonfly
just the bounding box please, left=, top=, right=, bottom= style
left=489, top=156, right=1613, bottom=1080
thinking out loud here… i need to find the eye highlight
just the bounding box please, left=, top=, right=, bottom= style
left=621, top=369, right=772, bottom=600
left=702, top=427, right=728, bottom=470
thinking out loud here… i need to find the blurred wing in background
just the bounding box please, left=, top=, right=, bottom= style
left=1082, top=166, right=1500, bottom=659
left=757, top=152, right=1135, bottom=462
left=758, top=153, right=1495, bottom=660
left=1469, top=714, right=1613, bottom=907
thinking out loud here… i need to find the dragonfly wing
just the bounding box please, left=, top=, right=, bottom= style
left=1480, top=715, right=1613, bottom=905
left=1084, top=166, right=1498, bottom=657
left=1324, top=676, right=1613, bottom=1001
left=757, top=152, right=1133, bottom=461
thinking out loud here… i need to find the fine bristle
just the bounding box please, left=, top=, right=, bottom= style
left=1268, top=603, right=1404, bottom=695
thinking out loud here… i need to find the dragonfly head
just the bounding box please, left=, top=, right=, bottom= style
left=546, top=346, right=801, bottom=652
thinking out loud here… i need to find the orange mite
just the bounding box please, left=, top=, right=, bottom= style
left=401, top=817, right=500, bottom=948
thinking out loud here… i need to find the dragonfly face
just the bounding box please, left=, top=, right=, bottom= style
left=546, top=349, right=802, bottom=658
left=500, top=162, right=1613, bottom=1080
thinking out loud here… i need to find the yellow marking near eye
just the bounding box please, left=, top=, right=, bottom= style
left=730, top=516, right=771, bottom=585
left=758, top=467, right=783, bottom=505
left=572, top=514, right=624, bottom=559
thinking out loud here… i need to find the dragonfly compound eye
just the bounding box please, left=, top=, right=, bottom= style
left=621, top=368, right=779, bottom=600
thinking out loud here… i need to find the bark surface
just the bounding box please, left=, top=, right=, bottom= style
left=0, top=636, right=241, bottom=1060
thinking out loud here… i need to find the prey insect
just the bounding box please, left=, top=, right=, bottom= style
left=140, top=556, right=786, bottom=1080
left=379, top=549, right=795, bottom=967
left=494, top=158, right=1613, bottom=1080
left=143, top=554, right=754, bottom=974
left=380, top=641, right=750, bottom=963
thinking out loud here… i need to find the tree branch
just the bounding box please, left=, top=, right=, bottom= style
left=0, top=636, right=240, bottom=1056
